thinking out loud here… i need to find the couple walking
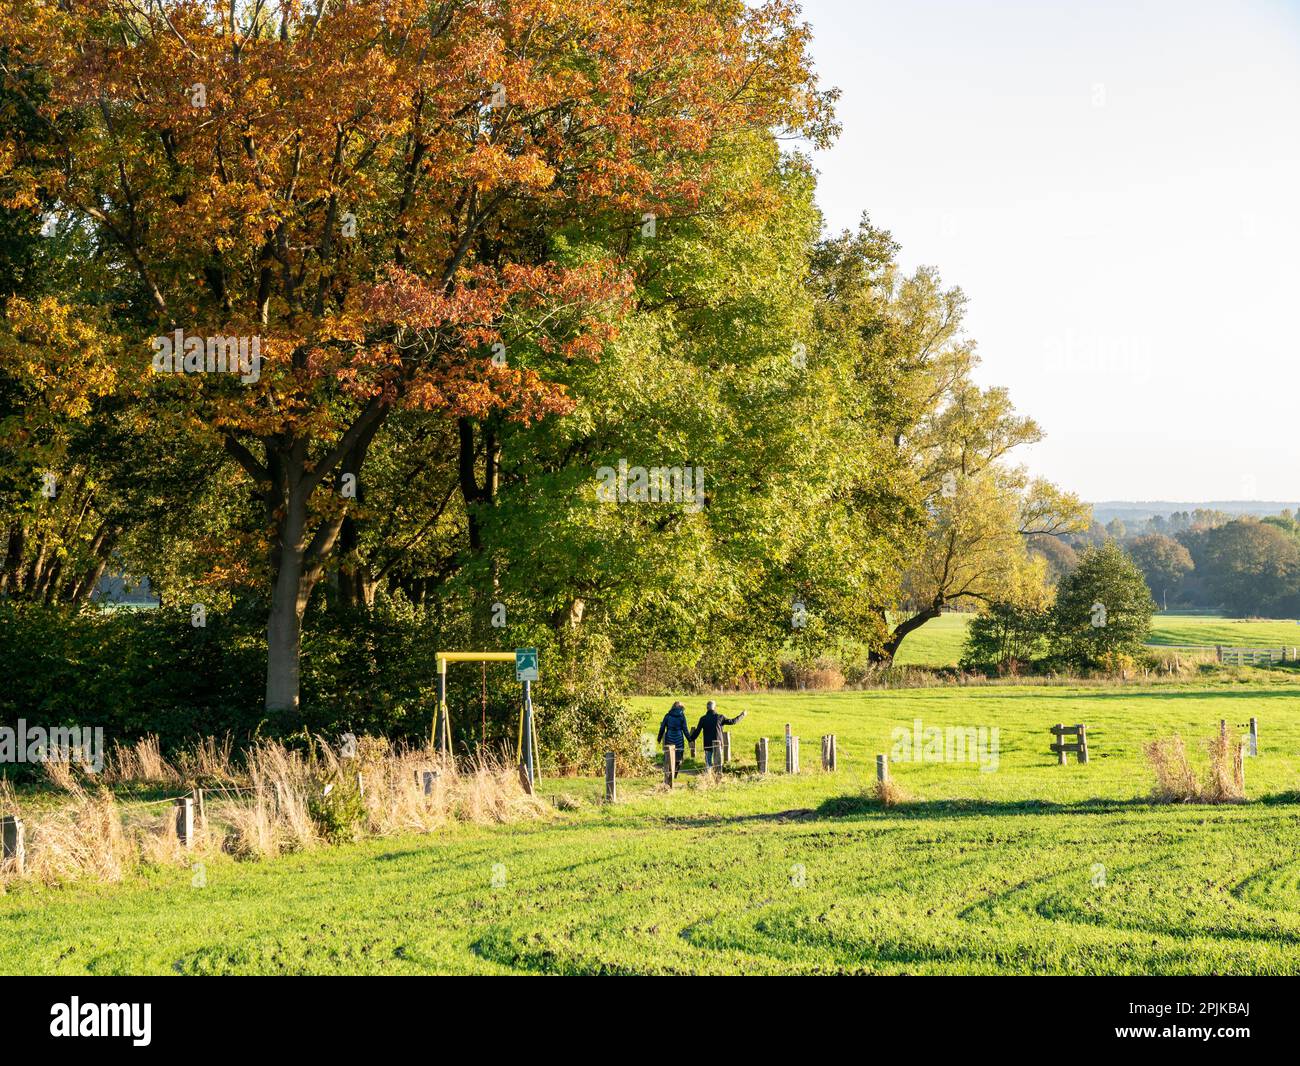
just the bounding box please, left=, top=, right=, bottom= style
left=657, top=700, right=747, bottom=777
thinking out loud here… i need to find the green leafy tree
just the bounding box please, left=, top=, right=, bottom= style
left=1027, top=533, right=1078, bottom=585
left=1196, top=519, right=1300, bottom=617
left=1051, top=541, right=1154, bottom=668
left=1126, top=533, right=1193, bottom=611
left=811, top=218, right=1087, bottom=662
left=961, top=600, right=1051, bottom=673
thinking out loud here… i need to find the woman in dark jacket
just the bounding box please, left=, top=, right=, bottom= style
left=657, top=701, right=691, bottom=778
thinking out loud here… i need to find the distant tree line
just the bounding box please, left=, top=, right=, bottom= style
left=1023, top=510, right=1300, bottom=618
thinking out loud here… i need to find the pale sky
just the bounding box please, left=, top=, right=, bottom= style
left=798, top=0, right=1300, bottom=502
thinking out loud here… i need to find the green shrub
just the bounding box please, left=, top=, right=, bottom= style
left=1051, top=541, right=1155, bottom=669
left=960, top=602, right=1051, bottom=673
left=307, top=773, right=367, bottom=842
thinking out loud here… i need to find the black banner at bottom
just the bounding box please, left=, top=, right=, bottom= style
left=0, top=975, right=1285, bottom=1053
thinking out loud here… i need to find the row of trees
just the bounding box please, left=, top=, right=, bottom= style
left=1, top=0, right=1086, bottom=725
left=1129, top=518, right=1300, bottom=617
left=1019, top=508, right=1300, bottom=618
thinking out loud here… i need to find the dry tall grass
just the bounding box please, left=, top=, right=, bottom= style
left=105, top=736, right=180, bottom=785
left=1203, top=727, right=1247, bottom=804
left=23, top=784, right=134, bottom=885
left=3, top=736, right=549, bottom=890
left=1144, top=735, right=1200, bottom=802
left=176, top=735, right=237, bottom=783
left=1144, top=729, right=1245, bottom=804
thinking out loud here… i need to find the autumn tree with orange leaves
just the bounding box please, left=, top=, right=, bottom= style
left=0, top=0, right=833, bottom=713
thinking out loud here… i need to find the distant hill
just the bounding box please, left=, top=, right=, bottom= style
left=1091, top=501, right=1300, bottom=524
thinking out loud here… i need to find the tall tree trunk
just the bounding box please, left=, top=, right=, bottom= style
left=241, top=399, right=388, bottom=716
left=266, top=510, right=310, bottom=716
left=871, top=602, right=944, bottom=663
left=71, top=548, right=112, bottom=604
left=41, top=557, right=65, bottom=604
left=22, top=534, right=47, bottom=597
left=458, top=417, right=500, bottom=639
left=66, top=523, right=114, bottom=603
left=0, top=521, right=23, bottom=595
left=333, top=427, right=380, bottom=611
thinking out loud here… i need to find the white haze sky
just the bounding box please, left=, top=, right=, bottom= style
left=797, top=0, right=1300, bottom=502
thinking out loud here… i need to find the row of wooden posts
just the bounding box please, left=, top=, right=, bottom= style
left=602, top=726, right=885, bottom=801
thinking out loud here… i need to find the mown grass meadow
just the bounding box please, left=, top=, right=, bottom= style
left=3, top=682, right=1299, bottom=974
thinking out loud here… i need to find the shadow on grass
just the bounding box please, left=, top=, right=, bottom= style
left=811, top=794, right=1155, bottom=819
left=818, top=791, right=1300, bottom=819
left=669, top=790, right=1300, bottom=827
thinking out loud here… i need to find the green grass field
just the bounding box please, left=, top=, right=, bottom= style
left=1145, top=614, right=1300, bottom=648
left=893, top=612, right=973, bottom=667
left=894, top=612, right=1300, bottom=667
left=4, top=682, right=1300, bottom=975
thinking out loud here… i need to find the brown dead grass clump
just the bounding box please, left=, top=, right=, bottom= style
left=1144, top=734, right=1200, bottom=802
left=40, top=757, right=81, bottom=792
left=451, top=753, right=551, bottom=825
left=176, top=735, right=237, bottom=784
left=1203, top=727, right=1247, bottom=804
left=872, top=778, right=911, bottom=808
left=1145, top=729, right=1245, bottom=804
left=231, top=741, right=318, bottom=854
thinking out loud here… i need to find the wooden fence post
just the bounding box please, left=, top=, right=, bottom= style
left=689, top=737, right=697, bottom=760
left=1, top=815, right=25, bottom=874
left=1249, top=717, right=1258, bottom=756
left=876, top=754, right=888, bottom=783
left=722, top=732, right=731, bottom=766
left=356, top=772, right=365, bottom=799
left=664, top=744, right=675, bottom=787
left=829, top=734, right=837, bottom=771
left=787, top=736, right=799, bottom=775
left=605, top=752, right=617, bottom=803
left=420, top=770, right=437, bottom=795
left=194, top=786, right=206, bottom=829
left=175, top=796, right=194, bottom=848
left=1056, top=723, right=1066, bottom=766
left=755, top=737, right=768, bottom=774
left=1077, top=723, right=1088, bottom=764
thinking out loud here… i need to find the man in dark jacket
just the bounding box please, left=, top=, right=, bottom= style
left=691, top=701, right=746, bottom=768
left=657, top=701, right=692, bottom=778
